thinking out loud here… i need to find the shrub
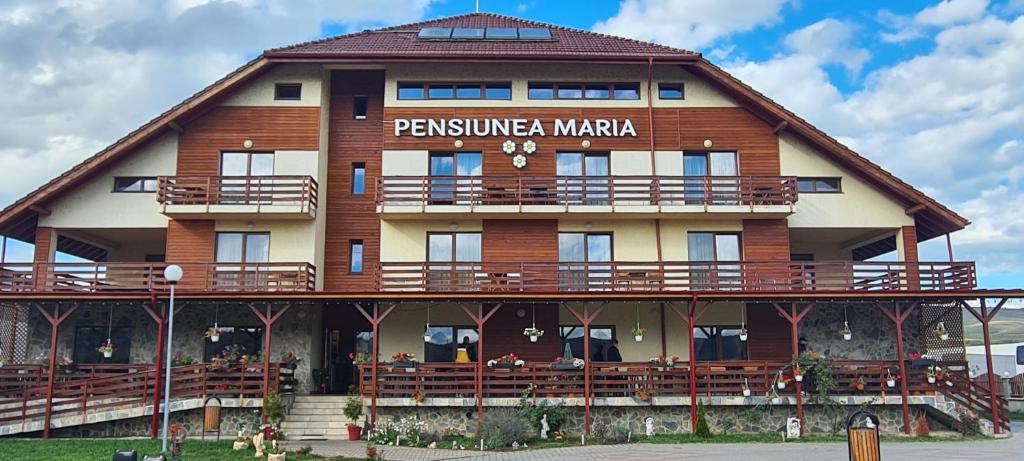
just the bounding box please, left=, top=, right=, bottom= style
left=263, top=389, right=285, bottom=427
left=914, top=413, right=930, bottom=437
left=343, top=397, right=363, bottom=422
left=522, top=402, right=569, bottom=433
left=695, top=401, right=712, bottom=438
left=481, top=409, right=532, bottom=448
left=597, top=422, right=633, bottom=444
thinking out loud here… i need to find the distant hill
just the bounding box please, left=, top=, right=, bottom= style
left=963, top=307, right=1024, bottom=346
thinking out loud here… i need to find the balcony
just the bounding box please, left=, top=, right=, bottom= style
left=157, top=176, right=317, bottom=219
left=376, top=175, right=797, bottom=218
left=0, top=262, right=316, bottom=293
left=375, top=260, right=976, bottom=293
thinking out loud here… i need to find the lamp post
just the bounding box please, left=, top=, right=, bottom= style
left=160, top=264, right=183, bottom=453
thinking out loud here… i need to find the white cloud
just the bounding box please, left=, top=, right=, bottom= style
left=783, top=18, right=871, bottom=76
left=593, top=0, right=791, bottom=49
left=916, top=0, right=990, bottom=26
left=0, top=0, right=436, bottom=208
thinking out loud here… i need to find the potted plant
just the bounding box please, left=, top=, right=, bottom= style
left=411, top=390, right=425, bottom=405
left=550, top=356, right=584, bottom=371
left=366, top=444, right=378, bottom=459
left=934, top=322, right=949, bottom=341
left=777, top=373, right=791, bottom=390
left=97, top=339, right=114, bottom=359
left=852, top=376, right=867, bottom=392
left=885, top=371, right=897, bottom=388
left=204, top=326, right=222, bottom=343
left=741, top=382, right=751, bottom=397
left=650, top=355, right=680, bottom=367
left=635, top=387, right=653, bottom=402
left=343, top=397, right=363, bottom=441
left=280, top=352, right=302, bottom=370
left=487, top=353, right=524, bottom=370
left=391, top=352, right=416, bottom=368
left=631, top=325, right=647, bottom=342
left=267, top=440, right=286, bottom=461
left=793, top=366, right=804, bottom=383
left=232, top=432, right=250, bottom=450
left=350, top=351, right=371, bottom=365
left=523, top=327, right=544, bottom=343
left=840, top=322, right=852, bottom=341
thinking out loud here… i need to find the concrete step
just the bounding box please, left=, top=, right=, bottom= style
left=288, top=395, right=357, bottom=403
left=291, top=401, right=350, bottom=409
left=289, top=407, right=347, bottom=415
left=280, top=420, right=353, bottom=430
left=283, top=414, right=352, bottom=422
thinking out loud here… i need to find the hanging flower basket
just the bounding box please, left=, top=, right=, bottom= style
left=742, top=387, right=751, bottom=397
left=631, top=325, right=647, bottom=343
left=523, top=327, right=544, bottom=343
left=205, top=327, right=222, bottom=343
left=97, top=340, right=114, bottom=359
left=739, top=327, right=748, bottom=342
left=840, top=323, right=852, bottom=341
left=793, top=368, right=804, bottom=382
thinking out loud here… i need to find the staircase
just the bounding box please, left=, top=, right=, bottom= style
left=281, top=395, right=357, bottom=440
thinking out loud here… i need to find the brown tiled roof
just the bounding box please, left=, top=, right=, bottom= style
left=265, top=12, right=699, bottom=60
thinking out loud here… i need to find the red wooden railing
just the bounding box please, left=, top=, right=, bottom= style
left=157, top=175, right=317, bottom=214
left=0, top=262, right=316, bottom=293
left=0, top=363, right=279, bottom=428
left=376, top=260, right=977, bottom=293
left=377, top=175, right=798, bottom=210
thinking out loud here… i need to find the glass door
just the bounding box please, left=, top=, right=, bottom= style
left=215, top=232, right=270, bottom=289
left=429, top=152, right=481, bottom=204
left=687, top=233, right=741, bottom=289
left=556, top=153, right=609, bottom=205
left=427, top=233, right=482, bottom=290
left=683, top=152, right=738, bottom=204
left=559, top=233, right=612, bottom=290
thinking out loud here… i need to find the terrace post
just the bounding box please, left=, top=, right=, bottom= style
left=354, top=302, right=398, bottom=427
left=142, top=296, right=167, bottom=439
left=962, top=298, right=1006, bottom=435
left=877, top=300, right=919, bottom=435
left=35, top=302, right=79, bottom=439
left=248, top=302, right=292, bottom=412
left=565, top=302, right=606, bottom=436
left=460, top=303, right=502, bottom=435
left=669, top=295, right=706, bottom=433
left=772, top=302, right=814, bottom=435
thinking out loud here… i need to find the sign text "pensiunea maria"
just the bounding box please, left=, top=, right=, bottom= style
left=393, top=118, right=637, bottom=138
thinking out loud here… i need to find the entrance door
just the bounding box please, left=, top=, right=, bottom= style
left=321, top=305, right=372, bottom=394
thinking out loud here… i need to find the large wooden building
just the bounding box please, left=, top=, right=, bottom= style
left=0, top=13, right=1018, bottom=439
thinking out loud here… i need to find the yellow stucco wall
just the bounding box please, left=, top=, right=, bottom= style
left=379, top=220, right=483, bottom=262
left=382, top=150, right=430, bottom=176
left=780, top=133, right=913, bottom=229
left=221, top=63, right=323, bottom=107
left=215, top=220, right=317, bottom=264
left=660, top=219, right=744, bottom=261
left=384, top=63, right=736, bottom=108
left=39, top=133, right=177, bottom=229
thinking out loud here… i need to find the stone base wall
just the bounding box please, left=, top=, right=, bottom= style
left=376, top=403, right=950, bottom=437
left=47, top=407, right=262, bottom=438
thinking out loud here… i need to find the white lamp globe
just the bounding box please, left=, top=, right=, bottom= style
left=163, top=265, right=184, bottom=283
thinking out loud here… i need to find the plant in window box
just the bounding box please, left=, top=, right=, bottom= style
left=280, top=351, right=302, bottom=370
left=523, top=327, right=544, bottom=343
left=232, top=431, right=251, bottom=450
left=851, top=376, right=867, bottom=392
left=204, top=326, right=222, bottom=343
left=487, top=353, right=524, bottom=369
left=650, top=355, right=680, bottom=367
left=550, top=356, right=584, bottom=370
left=631, top=325, right=647, bottom=343
left=97, top=339, right=115, bottom=359
left=391, top=352, right=416, bottom=368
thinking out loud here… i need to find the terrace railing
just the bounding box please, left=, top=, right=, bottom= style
left=376, top=260, right=977, bottom=293
left=0, top=262, right=316, bottom=293
left=377, top=175, right=798, bottom=211
left=157, top=175, right=317, bottom=214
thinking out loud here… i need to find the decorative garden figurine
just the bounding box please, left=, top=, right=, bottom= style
left=540, top=414, right=550, bottom=439
left=253, top=431, right=265, bottom=457
left=644, top=417, right=655, bottom=437
left=786, top=418, right=801, bottom=439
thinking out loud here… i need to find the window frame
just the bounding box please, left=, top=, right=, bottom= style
left=349, top=240, right=364, bottom=274
left=274, top=83, right=302, bottom=101
left=220, top=152, right=275, bottom=176
left=73, top=325, right=132, bottom=364
left=682, top=151, right=740, bottom=176
left=353, top=96, right=369, bottom=120
left=428, top=152, right=483, bottom=177
left=686, top=232, right=743, bottom=262
left=203, top=325, right=264, bottom=362
left=692, top=325, right=748, bottom=361
left=396, top=82, right=512, bottom=100
left=558, top=324, right=617, bottom=361
left=558, top=232, right=614, bottom=262
left=425, top=231, right=483, bottom=263
left=351, top=163, right=366, bottom=195
left=214, top=232, right=271, bottom=264
left=527, top=82, right=642, bottom=100
left=796, top=177, right=842, bottom=193
left=424, top=324, right=479, bottom=362
left=658, top=83, right=685, bottom=100
left=112, top=177, right=158, bottom=193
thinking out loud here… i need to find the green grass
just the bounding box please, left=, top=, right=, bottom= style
left=1008, top=412, right=1024, bottom=421
left=640, top=433, right=987, bottom=444
left=0, top=439, right=361, bottom=461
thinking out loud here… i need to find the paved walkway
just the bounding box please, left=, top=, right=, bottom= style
left=289, top=423, right=1021, bottom=460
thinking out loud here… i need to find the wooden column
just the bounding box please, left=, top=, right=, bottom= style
left=35, top=302, right=78, bottom=439
left=461, top=303, right=502, bottom=435
left=354, top=302, right=398, bottom=426
left=878, top=300, right=919, bottom=435
left=772, top=302, right=814, bottom=435
left=565, top=303, right=606, bottom=435
left=142, top=297, right=166, bottom=439
left=962, top=298, right=1007, bottom=435
left=900, top=226, right=920, bottom=290
left=669, top=296, right=708, bottom=433
left=248, top=302, right=293, bottom=405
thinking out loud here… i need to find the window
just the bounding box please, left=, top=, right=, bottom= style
left=349, top=240, right=364, bottom=274
left=796, top=177, right=841, bottom=193
left=215, top=232, right=270, bottom=263
left=429, top=152, right=482, bottom=203
left=221, top=152, right=274, bottom=176
left=559, top=326, right=615, bottom=361
left=528, top=83, right=641, bottom=100
left=688, top=232, right=742, bottom=290
left=693, top=326, right=747, bottom=361
left=682, top=151, right=739, bottom=204
left=274, top=83, right=302, bottom=101
left=424, top=326, right=478, bottom=362
left=659, top=83, right=684, bottom=100
left=397, top=83, right=512, bottom=100
left=559, top=233, right=612, bottom=290
left=74, top=326, right=131, bottom=364
left=791, top=253, right=814, bottom=261
left=556, top=152, right=610, bottom=204
left=113, top=177, right=157, bottom=193
left=352, top=163, right=366, bottom=195
left=203, top=326, right=263, bottom=362
left=426, top=232, right=482, bottom=289
left=353, top=96, right=368, bottom=119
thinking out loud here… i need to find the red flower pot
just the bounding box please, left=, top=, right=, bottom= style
left=347, top=424, right=361, bottom=441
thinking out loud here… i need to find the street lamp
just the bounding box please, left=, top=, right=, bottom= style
left=161, top=264, right=183, bottom=453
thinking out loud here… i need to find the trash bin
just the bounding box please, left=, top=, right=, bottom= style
left=847, top=411, right=880, bottom=461
left=202, top=397, right=222, bottom=441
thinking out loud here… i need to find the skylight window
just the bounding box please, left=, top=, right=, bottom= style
left=418, top=27, right=452, bottom=39
left=517, top=28, right=552, bottom=40
left=485, top=27, right=518, bottom=39
left=451, top=28, right=485, bottom=39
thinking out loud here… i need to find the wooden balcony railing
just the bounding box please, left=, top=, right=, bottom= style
left=0, top=262, right=316, bottom=293
left=377, top=175, right=797, bottom=211
left=157, top=175, right=317, bottom=214
left=376, top=260, right=977, bottom=293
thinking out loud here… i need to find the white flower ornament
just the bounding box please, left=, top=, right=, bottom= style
left=523, top=139, right=537, bottom=154
left=502, top=140, right=516, bottom=154
left=512, top=154, right=527, bottom=169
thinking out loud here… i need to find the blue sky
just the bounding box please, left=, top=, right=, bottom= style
left=1, top=0, right=1022, bottom=292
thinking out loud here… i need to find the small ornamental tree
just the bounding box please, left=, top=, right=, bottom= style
left=695, top=401, right=712, bottom=439
left=914, top=413, right=930, bottom=437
